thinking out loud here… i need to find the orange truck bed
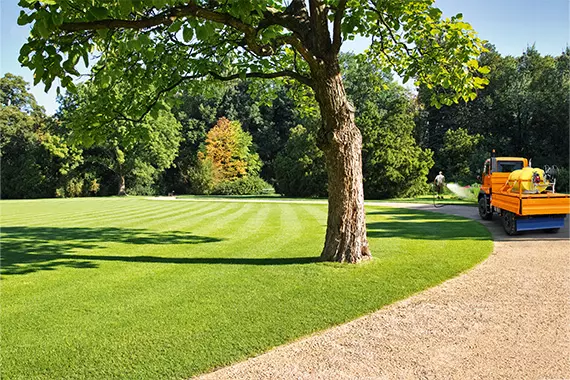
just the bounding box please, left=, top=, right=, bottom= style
left=490, top=172, right=570, bottom=216
left=492, top=191, right=570, bottom=216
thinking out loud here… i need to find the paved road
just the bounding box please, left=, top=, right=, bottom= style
left=198, top=203, right=570, bottom=380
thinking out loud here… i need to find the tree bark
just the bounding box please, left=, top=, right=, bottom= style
left=312, top=58, right=371, bottom=263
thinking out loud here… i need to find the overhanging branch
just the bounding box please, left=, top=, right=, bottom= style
left=209, top=70, right=313, bottom=88
left=59, top=2, right=314, bottom=59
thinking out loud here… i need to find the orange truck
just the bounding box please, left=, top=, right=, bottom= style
left=478, top=151, right=570, bottom=235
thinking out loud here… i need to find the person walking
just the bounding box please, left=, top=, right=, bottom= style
left=434, top=171, right=445, bottom=199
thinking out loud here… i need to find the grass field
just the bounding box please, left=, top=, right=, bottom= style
left=1, top=197, right=492, bottom=379
left=177, top=194, right=478, bottom=206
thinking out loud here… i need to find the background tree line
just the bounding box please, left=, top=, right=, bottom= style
left=2, top=47, right=568, bottom=199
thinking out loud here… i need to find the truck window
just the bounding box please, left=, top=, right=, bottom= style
left=497, top=161, right=524, bottom=172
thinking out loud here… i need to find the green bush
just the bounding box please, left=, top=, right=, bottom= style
left=55, top=172, right=102, bottom=198
left=186, top=158, right=216, bottom=195
left=212, top=176, right=273, bottom=195
left=556, top=167, right=569, bottom=193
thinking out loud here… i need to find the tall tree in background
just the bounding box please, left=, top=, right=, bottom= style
left=418, top=46, right=569, bottom=183
left=0, top=73, right=79, bottom=198
left=19, top=0, right=488, bottom=262
left=59, top=84, right=182, bottom=195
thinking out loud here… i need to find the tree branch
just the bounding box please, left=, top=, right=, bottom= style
left=209, top=70, right=313, bottom=88
left=61, top=2, right=281, bottom=57
left=308, top=0, right=331, bottom=55
left=260, top=5, right=310, bottom=37
left=332, top=0, right=347, bottom=53
left=114, top=73, right=203, bottom=123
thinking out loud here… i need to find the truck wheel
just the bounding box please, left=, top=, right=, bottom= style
left=478, top=197, right=493, bottom=220
left=502, top=211, right=517, bottom=235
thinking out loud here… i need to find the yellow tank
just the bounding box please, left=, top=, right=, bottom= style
left=508, top=167, right=548, bottom=193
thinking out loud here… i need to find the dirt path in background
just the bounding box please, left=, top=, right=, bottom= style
left=195, top=203, right=570, bottom=380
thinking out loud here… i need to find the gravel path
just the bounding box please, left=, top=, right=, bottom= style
left=197, top=203, right=570, bottom=380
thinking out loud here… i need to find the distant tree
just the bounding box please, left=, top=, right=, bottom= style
left=274, top=124, right=327, bottom=197
left=188, top=117, right=269, bottom=195
left=0, top=74, right=79, bottom=198
left=439, top=128, right=482, bottom=184
left=198, top=117, right=261, bottom=181
left=59, top=84, right=182, bottom=195
left=342, top=54, right=434, bottom=198
left=417, top=46, right=569, bottom=178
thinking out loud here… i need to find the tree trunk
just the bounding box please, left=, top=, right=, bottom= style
left=118, top=175, right=127, bottom=196
left=313, top=59, right=371, bottom=263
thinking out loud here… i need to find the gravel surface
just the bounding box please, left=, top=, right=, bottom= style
left=197, top=203, right=570, bottom=380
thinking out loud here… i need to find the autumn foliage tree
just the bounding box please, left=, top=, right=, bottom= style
left=18, top=0, right=488, bottom=262
left=199, top=117, right=261, bottom=182
left=189, top=117, right=266, bottom=194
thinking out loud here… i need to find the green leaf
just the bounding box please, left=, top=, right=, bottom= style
left=119, top=0, right=133, bottom=15
left=128, top=38, right=142, bottom=51
left=35, top=19, right=50, bottom=39
left=183, top=26, right=194, bottom=43
left=82, top=50, right=89, bottom=67
left=17, top=11, right=32, bottom=26
left=52, top=12, right=63, bottom=26
left=90, top=7, right=108, bottom=19
left=168, top=20, right=183, bottom=33
left=478, top=66, right=491, bottom=74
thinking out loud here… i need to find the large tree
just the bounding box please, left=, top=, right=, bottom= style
left=58, top=84, right=183, bottom=195
left=1, top=73, right=80, bottom=199
left=18, top=0, right=488, bottom=262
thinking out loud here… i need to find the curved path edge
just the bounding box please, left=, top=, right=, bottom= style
left=182, top=200, right=569, bottom=379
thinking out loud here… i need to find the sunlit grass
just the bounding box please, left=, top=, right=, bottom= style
left=1, top=197, right=491, bottom=379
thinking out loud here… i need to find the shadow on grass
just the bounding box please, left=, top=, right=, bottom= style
left=366, top=208, right=491, bottom=241
left=0, top=226, right=224, bottom=276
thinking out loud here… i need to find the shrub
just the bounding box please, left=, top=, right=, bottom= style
left=186, top=158, right=216, bottom=195
left=556, top=167, right=569, bottom=193
left=212, top=176, right=273, bottom=195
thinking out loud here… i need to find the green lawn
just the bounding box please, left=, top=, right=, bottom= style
left=177, top=193, right=478, bottom=206
left=1, top=197, right=492, bottom=379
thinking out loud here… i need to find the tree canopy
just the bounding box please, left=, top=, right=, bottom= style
left=19, top=0, right=488, bottom=117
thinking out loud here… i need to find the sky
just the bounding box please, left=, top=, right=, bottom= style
left=1, top=0, right=568, bottom=115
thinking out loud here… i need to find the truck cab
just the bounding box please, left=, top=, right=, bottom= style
left=480, top=156, right=528, bottom=197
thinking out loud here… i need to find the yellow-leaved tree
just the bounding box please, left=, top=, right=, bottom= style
left=191, top=117, right=266, bottom=194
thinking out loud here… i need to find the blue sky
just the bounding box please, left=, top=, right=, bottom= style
left=1, top=0, right=568, bottom=115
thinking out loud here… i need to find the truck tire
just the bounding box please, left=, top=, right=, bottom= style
left=545, top=228, right=560, bottom=233
left=502, top=211, right=517, bottom=235
left=478, top=197, right=493, bottom=220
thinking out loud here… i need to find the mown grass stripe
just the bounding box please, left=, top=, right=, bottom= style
left=63, top=201, right=193, bottom=227
left=3, top=199, right=164, bottom=227
left=0, top=198, right=140, bottom=224
left=102, top=201, right=223, bottom=230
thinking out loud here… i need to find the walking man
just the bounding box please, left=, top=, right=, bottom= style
left=434, top=171, right=445, bottom=199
